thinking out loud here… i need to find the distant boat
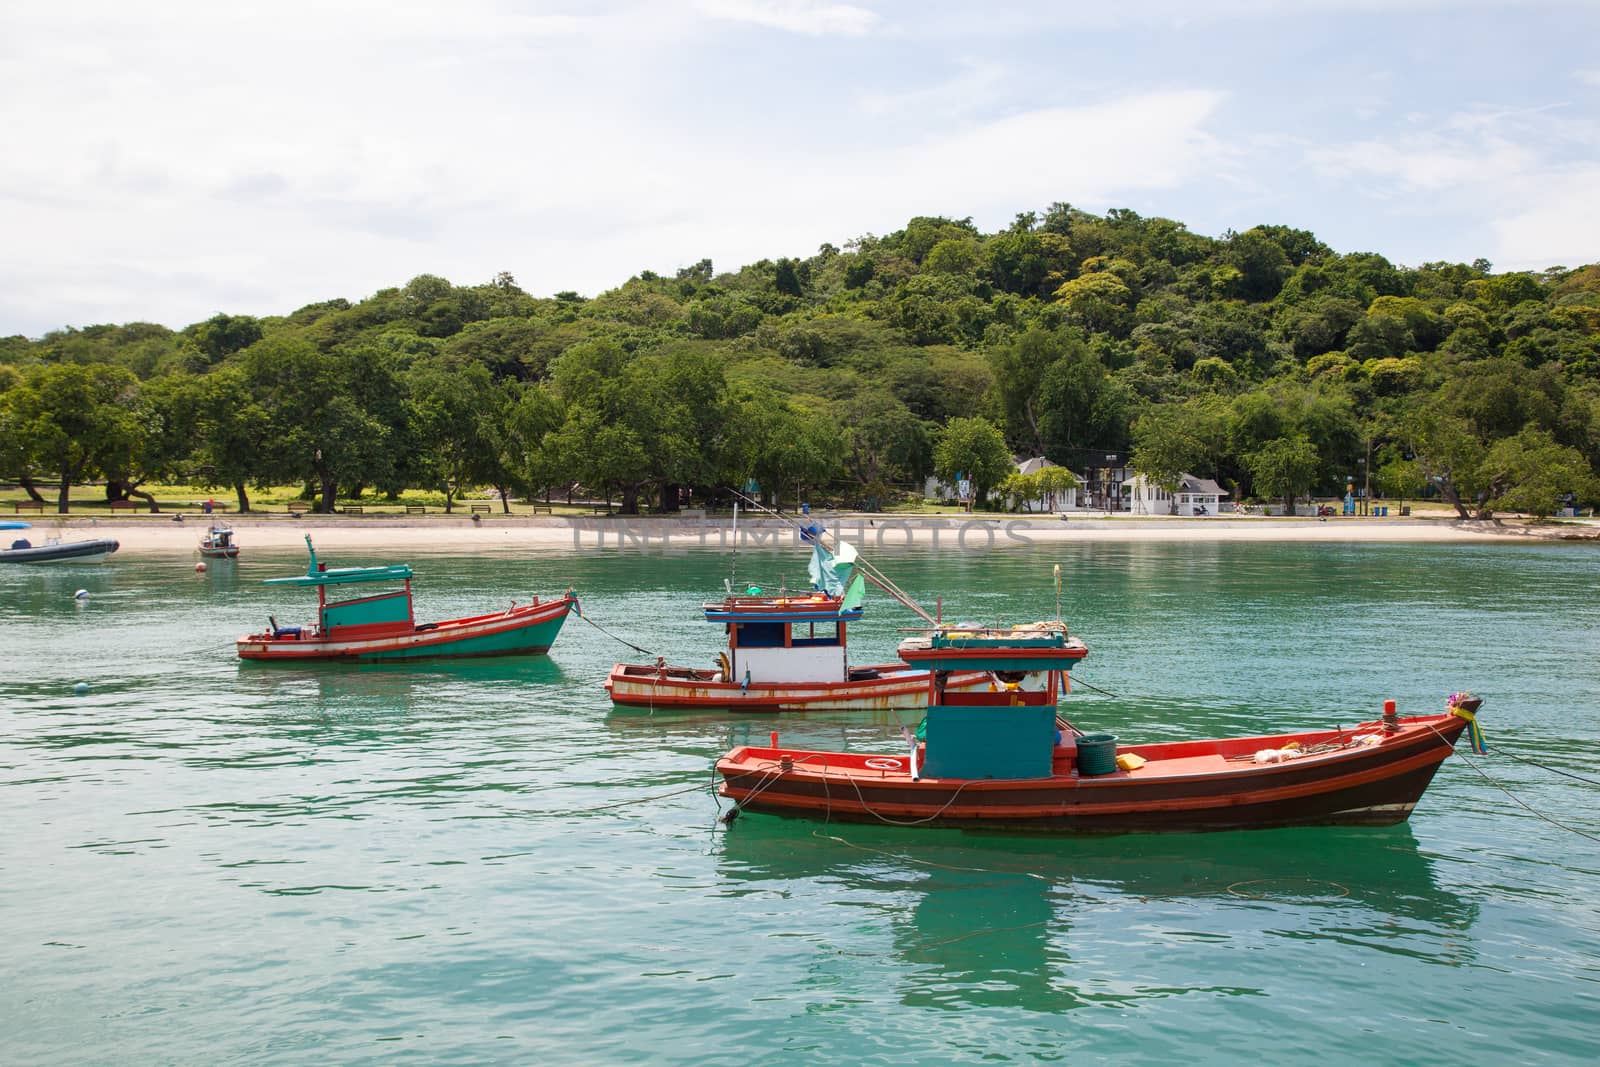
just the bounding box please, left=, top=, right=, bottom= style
left=0, top=528, right=120, bottom=564
left=198, top=523, right=239, bottom=559
left=237, top=535, right=575, bottom=662
left=717, top=623, right=1482, bottom=833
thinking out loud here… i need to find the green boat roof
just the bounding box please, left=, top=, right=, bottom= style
left=262, top=534, right=413, bottom=587
left=264, top=563, right=413, bottom=587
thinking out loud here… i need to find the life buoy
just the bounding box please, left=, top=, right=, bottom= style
left=717, top=652, right=732, bottom=680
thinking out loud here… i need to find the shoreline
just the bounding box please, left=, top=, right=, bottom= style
left=13, top=512, right=1597, bottom=556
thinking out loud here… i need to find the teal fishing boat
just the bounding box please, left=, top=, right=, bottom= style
left=237, top=535, right=574, bottom=662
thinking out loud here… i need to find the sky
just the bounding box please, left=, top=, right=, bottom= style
left=2, top=0, right=1597, bottom=338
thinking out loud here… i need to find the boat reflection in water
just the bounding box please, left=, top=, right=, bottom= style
left=714, top=817, right=1477, bottom=1013
left=233, top=654, right=573, bottom=726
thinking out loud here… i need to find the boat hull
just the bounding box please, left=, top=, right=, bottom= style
left=237, top=597, right=573, bottom=662
left=717, top=715, right=1468, bottom=833
left=606, top=663, right=993, bottom=712
left=198, top=546, right=239, bottom=559
left=0, top=538, right=120, bottom=564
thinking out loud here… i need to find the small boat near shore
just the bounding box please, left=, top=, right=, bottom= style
left=1, top=528, right=120, bottom=564
left=237, top=535, right=575, bottom=662
left=716, top=623, right=1482, bottom=833
left=198, top=523, right=238, bottom=559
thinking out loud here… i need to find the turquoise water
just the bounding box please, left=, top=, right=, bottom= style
left=3, top=539, right=1598, bottom=1064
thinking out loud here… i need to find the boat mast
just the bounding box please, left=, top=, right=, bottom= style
left=727, top=499, right=739, bottom=595
left=727, top=487, right=937, bottom=625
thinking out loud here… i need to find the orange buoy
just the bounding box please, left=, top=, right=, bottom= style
left=195, top=561, right=207, bottom=572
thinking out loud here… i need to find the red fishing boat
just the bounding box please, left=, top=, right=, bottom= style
left=605, top=591, right=990, bottom=711
left=237, top=535, right=575, bottom=663
left=716, top=623, right=1484, bottom=833
left=606, top=508, right=988, bottom=711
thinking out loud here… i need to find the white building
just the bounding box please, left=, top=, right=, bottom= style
left=928, top=457, right=1087, bottom=511
left=1122, top=473, right=1228, bottom=516
left=1011, top=456, right=1085, bottom=512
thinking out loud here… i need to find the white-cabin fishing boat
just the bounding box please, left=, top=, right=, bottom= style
left=605, top=505, right=988, bottom=712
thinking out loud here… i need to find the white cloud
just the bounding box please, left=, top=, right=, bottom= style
left=1490, top=167, right=1600, bottom=271
left=1297, top=104, right=1600, bottom=269
left=1577, top=69, right=1600, bottom=87
left=1, top=0, right=1228, bottom=337
left=857, top=60, right=1009, bottom=120
left=691, top=0, right=880, bottom=36
left=3, top=2, right=1593, bottom=335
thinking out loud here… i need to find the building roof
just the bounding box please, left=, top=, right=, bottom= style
left=1181, top=475, right=1228, bottom=497
left=1121, top=472, right=1230, bottom=497
left=1016, top=456, right=1086, bottom=480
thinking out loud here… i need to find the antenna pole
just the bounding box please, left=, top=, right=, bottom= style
left=730, top=499, right=739, bottom=592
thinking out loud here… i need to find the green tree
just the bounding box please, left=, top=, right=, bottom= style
left=5, top=363, right=142, bottom=513
left=999, top=466, right=1080, bottom=511
left=1244, top=435, right=1319, bottom=516
left=735, top=390, right=845, bottom=509
left=100, top=373, right=204, bottom=510
left=191, top=366, right=274, bottom=512
left=1478, top=428, right=1598, bottom=518
left=240, top=337, right=392, bottom=512
left=1131, top=400, right=1225, bottom=513
left=834, top=389, right=930, bottom=488
left=492, top=380, right=566, bottom=507
left=406, top=359, right=495, bottom=513
left=1052, top=272, right=1133, bottom=335
left=1397, top=408, right=1485, bottom=519
left=934, top=416, right=1012, bottom=506
left=989, top=327, right=1062, bottom=454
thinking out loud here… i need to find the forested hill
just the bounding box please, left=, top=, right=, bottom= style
left=3, top=204, right=1599, bottom=517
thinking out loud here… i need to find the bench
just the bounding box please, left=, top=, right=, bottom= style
left=405, top=505, right=427, bottom=515
left=199, top=502, right=228, bottom=513
left=591, top=505, right=613, bottom=514
left=109, top=499, right=135, bottom=511
left=287, top=501, right=312, bottom=514
left=13, top=501, right=43, bottom=513
left=529, top=505, right=552, bottom=514
left=469, top=503, right=492, bottom=514
left=342, top=506, right=363, bottom=515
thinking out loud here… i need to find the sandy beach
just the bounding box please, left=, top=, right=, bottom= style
left=15, top=511, right=1597, bottom=556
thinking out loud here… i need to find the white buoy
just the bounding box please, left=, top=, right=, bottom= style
left=73, top=682, right=89, bottom=695
left=73, top=589, right=89, bottom=600
left=195, top=561, right=207, bottom=573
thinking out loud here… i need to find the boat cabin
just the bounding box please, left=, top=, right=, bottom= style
left=264, top=542, right=417, bottom=641
left=897, top=625, right=1088, bottom=780
left=703, top=594, right=862, bottom=684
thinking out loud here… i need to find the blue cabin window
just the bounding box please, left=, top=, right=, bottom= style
left=791, top=621, right=840, bottom=648
left=734, top=621, right=785, bottom=648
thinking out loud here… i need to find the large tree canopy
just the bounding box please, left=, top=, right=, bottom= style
left=2, top=208, right=1597, bottom=518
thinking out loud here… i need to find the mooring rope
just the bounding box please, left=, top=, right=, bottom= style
left=1494, top=748, right=1600, bottom=788
left=571, top=607, right=656, bottom=657
left=1428, top=723, right=1600, bottom=844
left=1068, top=674, right=1119, bottom=699
left=187, top=641, right=243, bottom=657
left=548, top=781, right=711, bottom=816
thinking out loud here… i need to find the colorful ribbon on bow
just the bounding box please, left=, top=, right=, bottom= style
left=1448, top=692, right=1488, bottom=755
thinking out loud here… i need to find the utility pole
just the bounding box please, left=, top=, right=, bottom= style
left=1363, top=437, right=1372, bottom=516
